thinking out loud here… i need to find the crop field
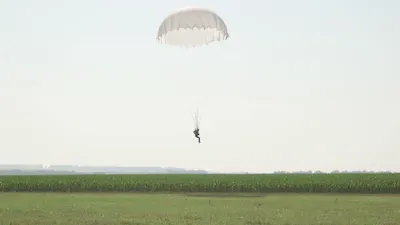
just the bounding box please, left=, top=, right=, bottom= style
left=0, top=173, right=399, bottom=193
left=1, top=174, right=399, bottom=224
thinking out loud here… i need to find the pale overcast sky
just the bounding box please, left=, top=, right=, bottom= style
left=0, top=0, right=399, bottom=173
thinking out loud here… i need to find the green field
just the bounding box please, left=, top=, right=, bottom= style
left=1, top=173, right=400, bottom=193
left=1, top=174, right=399, bottom=224
left=0, top=193, right=399, bottom=225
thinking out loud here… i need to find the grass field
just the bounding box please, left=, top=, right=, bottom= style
left=0, top=193, right=399, bottom=225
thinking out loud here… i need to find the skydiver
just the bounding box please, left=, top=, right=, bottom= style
left=193, top=128, right=201, bottom=143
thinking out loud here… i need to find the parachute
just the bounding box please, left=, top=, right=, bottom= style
left=156, top=7, right=229, bottom=47
left=157, top=7, right=229, bottom=140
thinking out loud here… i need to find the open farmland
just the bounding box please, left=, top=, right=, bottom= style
left=1, top=174, right=400, bottom=224
left=0, top=173, right=399, bottom=193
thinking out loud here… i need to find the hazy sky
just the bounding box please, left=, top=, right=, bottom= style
left=1, top=0, right=399, bottom=173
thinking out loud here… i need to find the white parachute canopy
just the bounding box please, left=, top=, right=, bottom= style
left=157, top=7, right=229, bottom=47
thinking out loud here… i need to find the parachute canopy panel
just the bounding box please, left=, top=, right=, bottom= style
left=157, top=7, right=229, bottom=47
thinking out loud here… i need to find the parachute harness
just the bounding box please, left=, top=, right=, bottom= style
left=192, top=109, right=200, bottom=130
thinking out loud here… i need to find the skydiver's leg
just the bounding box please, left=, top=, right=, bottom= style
left=198, top=137, right=201, bottom=143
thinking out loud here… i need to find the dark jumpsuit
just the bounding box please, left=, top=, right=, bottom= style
left=193, top=129, right=201, bottom=143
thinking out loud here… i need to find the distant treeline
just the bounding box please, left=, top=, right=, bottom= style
left=0, top=169, right=208, bottom=175
left=0, top=170, right=82, bottom=175
left=0, top=169, right=394, bottom=175
left=272, top=170, right=394, bottom=174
